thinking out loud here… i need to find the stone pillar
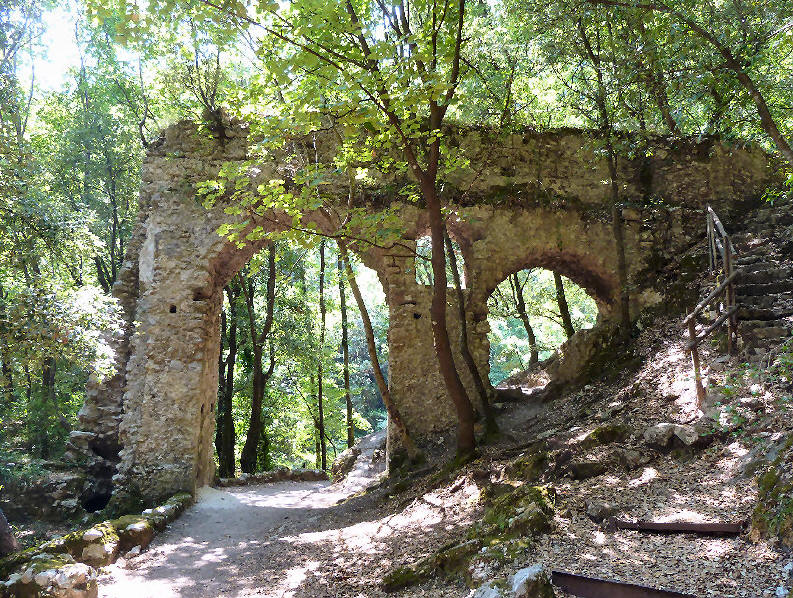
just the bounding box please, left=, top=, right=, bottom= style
left=111, top=195, right=226, bottom=505
left=381, top=240, right=490, bottom=455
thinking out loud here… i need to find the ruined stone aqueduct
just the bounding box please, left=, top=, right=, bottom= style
left=65, top=120, right=775, bottom=508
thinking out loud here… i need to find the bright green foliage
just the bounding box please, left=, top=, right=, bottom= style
left=487, top=269, right=598, bottom=384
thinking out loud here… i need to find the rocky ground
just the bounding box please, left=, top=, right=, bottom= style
left=87, top=313, right=793, bottom=597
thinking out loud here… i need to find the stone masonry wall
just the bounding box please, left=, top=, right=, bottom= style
left=67, top=120, right=776, bottom=505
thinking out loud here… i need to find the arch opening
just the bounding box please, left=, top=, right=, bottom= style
left=487, top=267, right=599, bottom=390
left=212, top=239, right=391, bottom=479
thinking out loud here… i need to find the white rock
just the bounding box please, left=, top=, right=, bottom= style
left=471, top=582, right=503, bottom=598
left=20, top=568, right=33, bottom=584
left=672, top=425, right=699, bottom=447
left=126, top=545, right=142, bottom=558
left=33, top=569, right=56, bottom=587
left=82, top=542, right=112, bottom=564
left=511, top=564, right=549, bottom=598
left=82, top=529, right=104, bottom=542
left=644, top=423, right=676, bottom=448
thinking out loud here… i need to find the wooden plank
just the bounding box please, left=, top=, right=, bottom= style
left=612, top=519, right=744, bottom=535
left=551, top=571, right=699, bottom=598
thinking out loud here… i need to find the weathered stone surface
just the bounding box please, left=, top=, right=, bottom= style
left=644, top=423, right=702, bottom=450
left=510, top=564, right=554, bottom=598
left=330, top=447, right=361, bottom=481
left=471, top=583, right=503, bottom=598
left=569, top=461, right=607, bottom=480
left=643, top=423, right=676, bottom=448
left=65, top=118, right=775, bottom=503
left=2, top=554, right=98, bottom=598
left=0, top=509, right=18, bottom=557
left=586, top=500, right=619, bottom=523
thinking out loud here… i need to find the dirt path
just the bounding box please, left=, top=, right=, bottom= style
left=98, top=481, right=352, bottom=598
left=95, top=429, right=476, bottom=598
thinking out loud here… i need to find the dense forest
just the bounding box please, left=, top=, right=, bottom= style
left=1, top=0, right=791, bottom=477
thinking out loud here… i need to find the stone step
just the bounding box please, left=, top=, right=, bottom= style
left=738, top=306, right=793, bottom=320
left=739, top=268, right=793, bottom=284
left=739, top=318, right=792, bottom=330
left=738, top=260, right=783, bottom=273
left=738, top=293, right=793, bottom=311
left=748, top=326, right=791, bottom=340
left=736, top=280, right=793, bottom=297
left=736, top=254, right=769, bottom=266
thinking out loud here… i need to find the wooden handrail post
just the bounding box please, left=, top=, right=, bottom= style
left=688, top=319, right=706, bottom=409
left=725, top=239, right=736, bottom=354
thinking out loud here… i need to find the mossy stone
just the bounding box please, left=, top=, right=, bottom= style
left=580, top=423, right=631, bottom=449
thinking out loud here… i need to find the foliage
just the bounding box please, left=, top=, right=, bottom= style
left=487, top=268, right=598, bottom=384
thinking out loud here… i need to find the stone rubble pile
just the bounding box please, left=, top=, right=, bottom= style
left=0, top=493, right=193, bottom=598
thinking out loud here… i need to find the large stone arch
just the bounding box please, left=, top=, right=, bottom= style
left=67, top=121, right=776, bottom=506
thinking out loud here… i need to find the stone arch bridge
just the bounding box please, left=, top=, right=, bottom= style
left=67, top=121, right=773, bottom=507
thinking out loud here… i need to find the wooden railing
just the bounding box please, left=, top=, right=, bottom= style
left=683, top=206, right=742, bottom=407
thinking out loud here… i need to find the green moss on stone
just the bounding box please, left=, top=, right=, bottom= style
left=581, top=423, right=630, bottom=449
left=479, top=485, right=554, bottom=539
left=381, top=565, right=424, bottom=592
left=504, top=449, right=549, bottom=481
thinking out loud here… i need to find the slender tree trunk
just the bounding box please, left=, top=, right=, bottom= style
left=317, top=241, right=327, bottom=471
left=554, top=272, right=576, bottom=339
left=511, top=273, right=539, bottom=367
left=421, top=181, right=476, bottom=457
left=337, top=241, right=420, bottom=460
left=240, top=246, right=277, bottom=474
left=38, top=358, right=57, bottom=459
left=578, top=18, right=631, bottom=337
left=0, top=287, right=12, bottom=399
left=215, top=285, right=238, bottom=478
left=0, top=508, right=18, bottom=557
left=216, top=308, right=227, bottom=464
left=444, top=230, right=497, bottom=436
left=337, top=248, right=354, bottom=449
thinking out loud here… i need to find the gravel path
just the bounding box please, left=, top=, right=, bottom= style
left=97, top=432, right=395, bottom=598
left=98, top=481, right=355, bottom=598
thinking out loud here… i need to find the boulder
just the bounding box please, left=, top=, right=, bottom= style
left=471, top=582, right=503, bottom=598
left=510, top=564, right=554, bottom=598
left=331, top=447, right=361, bottom=481
left=586, top=501, right=619, bottom=523
left=673, top=425, right=699, bottom=447
left=644, top=423, right=702, bottom=449
left=643, top=423, right=676, bottom=449
left=0, top=508, right=19, bottom=557
left=569, top=461, right=606, bottom=480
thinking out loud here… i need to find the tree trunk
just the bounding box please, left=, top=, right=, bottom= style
left=38, top=358, right=57, bottom=459
left=423, top=182, right=476, bottom=457
left=216, top=285, right=238, bottom=478
left=444, top=230, right=497, bottom=436
left=239, top=246, right=277, bottom=474
left=554, top=272, right=576, bottom=339
left=0, top=508, right=18, bottom=557
left=0, top=287, right=12, bottom=400
left=338, top=248, right=354, bottom=449
left=337, top=241, right=420, bottom=460
left=317, top=241, right=327, bottom=471
left=578, top=18, right=631, bottom=337
left=511, top=273, right=539, bottom=367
